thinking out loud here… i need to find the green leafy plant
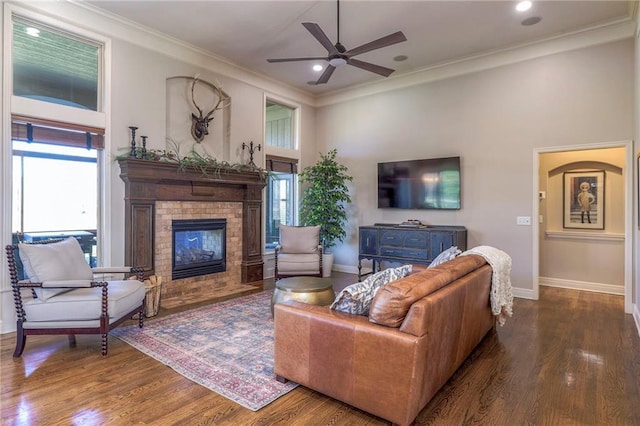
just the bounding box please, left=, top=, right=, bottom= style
left=299, top=148, right=353, bottom=250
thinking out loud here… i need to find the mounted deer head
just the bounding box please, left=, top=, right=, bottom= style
left=189, top=78, right=230, bottom=143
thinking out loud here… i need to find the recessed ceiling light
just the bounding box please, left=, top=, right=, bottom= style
left=393, top=55, right=408, bottom=62
left=522, top=16, right=542, bottom=26
left=25, top=27, right=40, bottom=37
left=516, top=1, right=532, bottom=12
left=313, top=64, right=323, bottom=72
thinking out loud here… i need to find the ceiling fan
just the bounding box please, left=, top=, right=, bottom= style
left=267, top=0, right=407, bottom=85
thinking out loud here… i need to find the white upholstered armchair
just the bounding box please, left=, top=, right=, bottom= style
left=274, top=225, right=323, bottom=280
left=6, top=237, right=146, bottom=357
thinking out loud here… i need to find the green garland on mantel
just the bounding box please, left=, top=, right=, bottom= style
left=115, top=143, right=268, bottom=181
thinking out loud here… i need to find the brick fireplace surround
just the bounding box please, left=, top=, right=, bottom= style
left=118, top=158, right=265, bottom=306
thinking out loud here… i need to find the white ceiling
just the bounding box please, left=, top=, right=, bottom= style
left=87, top=1, right=633, bottom=95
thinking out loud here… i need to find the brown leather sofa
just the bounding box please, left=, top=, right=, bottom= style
left=273, top=254, right=495, bottom=426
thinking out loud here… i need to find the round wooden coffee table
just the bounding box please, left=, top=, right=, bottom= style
left=271, top=276, right=335, bottom=315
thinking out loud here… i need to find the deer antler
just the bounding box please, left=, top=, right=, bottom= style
left=203, top=84, right=231, bottom=119
left=191, top=78, right=230, bottom=119
left=190, top=78, right=204, bottom=117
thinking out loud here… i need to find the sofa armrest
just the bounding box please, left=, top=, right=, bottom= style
left=274, top=301, right=427, bottom=426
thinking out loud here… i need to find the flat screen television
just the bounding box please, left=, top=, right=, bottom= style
left=378, top=156, right=461, bottom=210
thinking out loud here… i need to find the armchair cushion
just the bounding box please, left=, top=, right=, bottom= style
left=277, top=253, right=322, bottom=274
left=279, top=225, right=321, bottom=253
left=19, top=237, right=93, bottom=300
left=23, top=279, right=146, bottom=324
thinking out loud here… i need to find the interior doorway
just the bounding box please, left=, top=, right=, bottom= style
left=533, top=141, right=632, bottom=314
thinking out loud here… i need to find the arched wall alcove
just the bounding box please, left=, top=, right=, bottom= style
left=165, top=76, right=231, bottom=161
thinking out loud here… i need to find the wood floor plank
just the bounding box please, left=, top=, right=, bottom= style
left=2, top=282, right=640, bottom=425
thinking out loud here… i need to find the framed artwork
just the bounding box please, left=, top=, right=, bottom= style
left=563, top=171, right=605, bottom=230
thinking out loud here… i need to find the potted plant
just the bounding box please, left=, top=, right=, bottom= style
left=299, top=148, right=353, bottom=277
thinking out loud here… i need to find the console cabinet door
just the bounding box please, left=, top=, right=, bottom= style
left=359, top=229, right=379, bottom=255
left=429, top=231, right=454, bottom=259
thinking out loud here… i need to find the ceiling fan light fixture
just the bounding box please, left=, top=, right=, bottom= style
left=329, top=57, right=347, bottom=67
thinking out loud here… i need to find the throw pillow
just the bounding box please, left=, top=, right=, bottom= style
left=18, top=237, right=93, bottom=301
left=331, top=264, right=413, bottom=315
left=279, top=225, right=321, bottom=254
left=428, top=246, right=461, bottom=268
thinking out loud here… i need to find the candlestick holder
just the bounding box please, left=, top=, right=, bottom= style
left=141, top=136, right=148, bottom=158
left=129, top=126, right=138, bottom=157
left=241, top=141, right=261, bottom=167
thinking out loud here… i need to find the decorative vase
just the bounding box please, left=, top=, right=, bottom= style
left=322, top=252, right=334, bottom=278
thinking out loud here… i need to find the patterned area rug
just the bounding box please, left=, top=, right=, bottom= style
left=112, top=290, right=298, bottom=411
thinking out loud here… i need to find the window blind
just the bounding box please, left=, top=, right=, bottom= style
left=266, top=154, right=298, bottom=173
left=11, top=115, right=105, bottom=150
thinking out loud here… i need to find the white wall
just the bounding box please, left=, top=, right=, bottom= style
left=318, top=40, right=634, bottom=296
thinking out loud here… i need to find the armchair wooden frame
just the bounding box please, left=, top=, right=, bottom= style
left=6, top=242, right=145, bottom=357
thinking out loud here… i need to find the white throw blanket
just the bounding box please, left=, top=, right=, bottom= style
left=461, top=245, right=513, bottom=326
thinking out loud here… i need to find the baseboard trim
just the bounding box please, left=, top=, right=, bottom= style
left=512, top=287, right=536, bottom=300
left=539, top=277, right=624, bottom=295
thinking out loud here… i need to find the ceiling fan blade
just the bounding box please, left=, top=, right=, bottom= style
left=267, top=57, right=328, bottom=63
left=347, top=58, right=395, bottom=77
left=345, top=31, right=407, bottom=57
left=302, top=22, right=340, bottom=55
left=315, top=65, right=336, bottom=85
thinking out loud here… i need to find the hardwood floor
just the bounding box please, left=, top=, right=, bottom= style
left=2, top=276, right=639, bottom=425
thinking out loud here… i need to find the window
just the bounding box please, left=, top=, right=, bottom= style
left=265, top=170, right=296, bottom=249
left=12, top=140, right=98, bottom=265
left=10, top=14, right=105, bottom=265
left=266, top=102, right=295, bottom=149
left=12, top=17, right=101, bottom=111
left=265, top=101, right=298, bottom=249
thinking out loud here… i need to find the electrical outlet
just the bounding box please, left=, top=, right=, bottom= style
left=516, top=216, right=531, bottom=225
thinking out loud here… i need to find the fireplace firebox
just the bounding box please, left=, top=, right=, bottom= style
left=172, top=219, right=226, bottom=280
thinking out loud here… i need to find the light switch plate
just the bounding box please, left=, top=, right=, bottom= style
left=517, top=216, right=531, bottom=225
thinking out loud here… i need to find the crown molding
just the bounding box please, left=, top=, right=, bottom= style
left=316, top=18, right=636, bottom=107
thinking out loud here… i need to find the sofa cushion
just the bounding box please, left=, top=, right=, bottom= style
left=428, top=246, right=461, bottom=268
left=19, top=237, right=93, bottom=301
left=368, top=255, right=487, bottom=327
left=280, top=225, right=321, bottom=253
left=23, top=279, right=145, bottom=323
left=331, top=265, right=412, bottom=315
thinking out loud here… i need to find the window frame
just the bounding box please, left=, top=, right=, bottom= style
left=3, top=4, right=112, bottom=266
left=263, top=95, right=301, bottom=252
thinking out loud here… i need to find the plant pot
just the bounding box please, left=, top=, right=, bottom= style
left=322, top=252, right=334, bottom=278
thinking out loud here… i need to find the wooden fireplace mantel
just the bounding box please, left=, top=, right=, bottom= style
left=118, top=158, right=266, bottom=283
